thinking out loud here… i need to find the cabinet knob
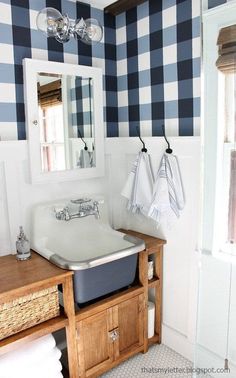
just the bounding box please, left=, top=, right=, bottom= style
left=33, top=120, right=38, bottom=126
left=109, top=328, right=119, bottom=342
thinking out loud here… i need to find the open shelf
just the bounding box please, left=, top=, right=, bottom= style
left=148, top=333, right=160, bottom=346
left=75, top=285, right=144, bottom=322
left=0, top=314, right=68, bottom=356
left=148, top=277, right=160, bottom=288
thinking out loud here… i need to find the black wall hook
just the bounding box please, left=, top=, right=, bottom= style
left=77, top=128, right=88, bottom=150
left=136, top=126, right=147, bottom=153
left=162, top=125, right=172, bottom=154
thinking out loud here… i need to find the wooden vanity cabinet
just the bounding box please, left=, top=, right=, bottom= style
left=77, top=309, right=114, bottom=376
left=76, top=292, right=145, bottom=378
left=0, top=231, right=165, bottom=378
left=75, top=229, right=166, bottom=378
left=115, top=293, right=144, bottom=358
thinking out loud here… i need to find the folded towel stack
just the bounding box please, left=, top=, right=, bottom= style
left=0, top=334, right=63, bottom=378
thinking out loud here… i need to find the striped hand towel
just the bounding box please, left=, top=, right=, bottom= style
left=148, top=153, right=185, bottom=224
left=121, top=152, right=154, bottom=217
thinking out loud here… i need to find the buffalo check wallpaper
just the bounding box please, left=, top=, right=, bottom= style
left=0, top=0, right=117, bottom=140
left=116, top=0, right=200, bottom=137
left=70, top=77, right=93, bottom=138
left=0, top=0, right=202, bottom=140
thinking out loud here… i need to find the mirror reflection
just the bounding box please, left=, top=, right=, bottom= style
left=37, top=73, right=95, bottom=172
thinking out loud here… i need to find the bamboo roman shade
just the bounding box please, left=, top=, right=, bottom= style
left=38, top=80, right=62, bottom=107
left=216, top=25, right=236, bottom=73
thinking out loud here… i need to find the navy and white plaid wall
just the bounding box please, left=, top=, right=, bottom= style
left=0, top=0, right=117, bottom=140
left=116, top=0, right=201, bottom=137
left=70, top=77, right=93, bottom=138
left=0, top=0, right=201, bottom=139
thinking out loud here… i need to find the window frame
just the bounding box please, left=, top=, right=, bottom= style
left=202, top=3, right=236, bottom=264
left=39, top=103, right=66, bottom=172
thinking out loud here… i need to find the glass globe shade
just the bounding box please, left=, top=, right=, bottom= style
left=36, top=7, right=63, bottom=37
left=79, top=18, right=103, bottom=45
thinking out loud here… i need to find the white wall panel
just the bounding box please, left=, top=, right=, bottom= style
left=0, top=162, right=11, bottom=254
left=195, top=256, right=236, bottom=377
left=197, top=256, right=231, bottom=357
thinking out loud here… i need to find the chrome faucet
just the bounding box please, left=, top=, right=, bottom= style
left=55, top=207, right=70, bottom=221
left=54, top=199, right=100, bottom=221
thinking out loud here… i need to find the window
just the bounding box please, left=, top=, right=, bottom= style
left=39, top=103, right=66, bottom=172
left=202, top=3, right=236, bottom=262
left=37, top=76, right=67, bottom=173
left=215, top=22, right=236, bottom=256
left=220, top=72, right=236, bottom=254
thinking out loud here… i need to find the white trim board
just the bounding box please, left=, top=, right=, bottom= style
left=162, top=324, right=195, bottom=362
left=203, top=0, right=236, bottom=15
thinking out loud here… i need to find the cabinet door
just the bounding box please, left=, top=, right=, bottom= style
left=77, top=309, right=114, bottom=377
left=115, top=294, right=144, bottom=358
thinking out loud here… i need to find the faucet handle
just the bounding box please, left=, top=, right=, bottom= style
left=93, top=200, right=99, bottom=207
left=92, top=201, right=100, bottom=219
left=71, top=198, right=91, bottom=205
left=54, top=207, right=64, bottom=220
left=54, top=206, right=64, bottom=213
left=54, top=206, right=70, bottom=221
left=63, top=206, right=70, bottom=221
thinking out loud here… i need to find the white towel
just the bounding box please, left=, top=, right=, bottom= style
left=0, top=334, right=56, bottom=369
left=79, top=149, right=92, bottom=168
left=121, top=152, right=154, bottom=217
left=148, top=153, right=185, bottom=225
left=89, top=150, right=95, bottom=167
left=54, top=374, right=64, bottom=378
left=0, top=347, right=62, bottom=378
left=52, top=373, right=64, bottom=378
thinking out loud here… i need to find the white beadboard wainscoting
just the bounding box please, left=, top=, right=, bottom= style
left=195, top=254, right=236, bottom=378
left=0, top=137, right=201, bottom=362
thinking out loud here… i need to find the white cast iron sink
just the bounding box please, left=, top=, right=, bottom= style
left=31, top=196, right=145, bottom=271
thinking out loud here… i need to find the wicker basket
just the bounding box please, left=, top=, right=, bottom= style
left=0, top=286, right=60, bottom=340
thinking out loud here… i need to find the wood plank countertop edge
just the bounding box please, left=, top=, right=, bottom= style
left=118, top=229, right=166, bottom=250
left=0, top=251, right=73, bottom=304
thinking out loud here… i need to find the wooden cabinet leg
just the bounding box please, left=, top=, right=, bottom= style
left=139, top=251, right=148, bottom=353
left=62, top=277, right=79, bottom=378
left=154, top=247, right=163, bottom=343
left=76, top=323, right=86, bottom=378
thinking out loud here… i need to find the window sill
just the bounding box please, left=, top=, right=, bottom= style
left=213, top=248, right=236, bottom=265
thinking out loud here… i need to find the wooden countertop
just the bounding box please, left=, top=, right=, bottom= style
left=0, top=251, right=73, bottom=304
left=118, top=229, right=166, bottom=254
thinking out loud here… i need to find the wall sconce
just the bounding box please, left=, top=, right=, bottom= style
left=36, top=7, right=103, bottom=44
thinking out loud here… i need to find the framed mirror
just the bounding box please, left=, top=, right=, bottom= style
left=23, top=59, right=104, bottom=183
